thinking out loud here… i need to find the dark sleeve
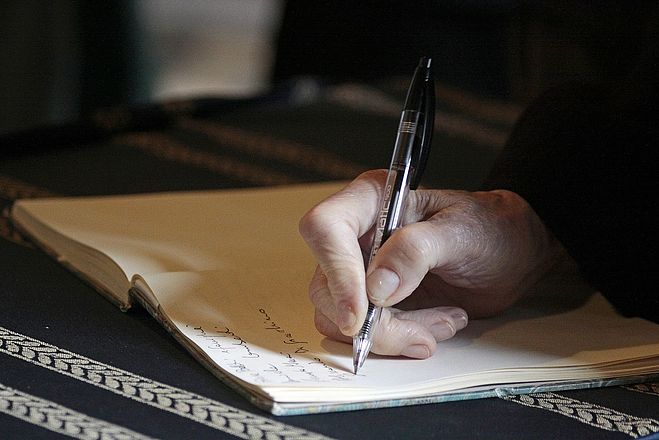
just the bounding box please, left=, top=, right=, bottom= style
left=482, top=77, right=657, bottom=321
left=482, top=8, right=658, bottom=322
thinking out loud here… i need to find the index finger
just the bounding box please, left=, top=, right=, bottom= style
left=299, top=170, right=387, bottom=335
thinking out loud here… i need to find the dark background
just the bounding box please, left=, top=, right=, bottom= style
left=2, top=0, right=657, bottom=135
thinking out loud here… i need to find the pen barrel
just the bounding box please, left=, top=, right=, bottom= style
left=369, top=110, right=420, bottom=262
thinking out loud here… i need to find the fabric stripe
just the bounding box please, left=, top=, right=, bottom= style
left=434, top=83, right=522, bottom=125
left=502, top=392, right=659, bottom=438
left=177, top=119, right=364, bottom=180
left=0, top=382, right=156, bottom=440
left=0, top=327, right=333, bottom=440
left=114, top=133, right=300, bottom=186
left=385, top=79, right=522, bottom=125
left=325, top=83, right=511, bottom=148
left=624, top=383, right=659, bottom=397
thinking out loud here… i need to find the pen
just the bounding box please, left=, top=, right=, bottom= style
left=353, top=57, right=435, bottom=374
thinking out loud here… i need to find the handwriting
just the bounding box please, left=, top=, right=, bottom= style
left=185, top=312, right=355, bottom=385
left=263, top=363, right=299, bottom=383
left=258, top=308, right=309, bottom=353
left=309, top=357, right=352, bottom=382
left=189, top=325, right=259, bottom=359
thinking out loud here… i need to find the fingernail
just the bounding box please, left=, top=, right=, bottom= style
left=401, top=344, right=431, bottom=358
left=452, top=311, right=469, bottom=330
left=366, top=268, right=400, bottom=305
left=337, top=301, right=356, bottom=334
left=429, top=321, right=457, bottom=341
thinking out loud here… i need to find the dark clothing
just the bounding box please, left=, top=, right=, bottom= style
left=483, top=15, right=658, bottom=321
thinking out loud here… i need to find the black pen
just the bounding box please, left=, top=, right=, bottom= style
left=353, top=57, right=435, bottom=374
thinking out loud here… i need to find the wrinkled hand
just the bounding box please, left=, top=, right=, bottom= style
left=299, top=170, right=563, bottom=359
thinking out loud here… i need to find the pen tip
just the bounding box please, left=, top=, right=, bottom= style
left=352, top=337, right=372, bottom=374
left=353, top=351, right=366, bottom=374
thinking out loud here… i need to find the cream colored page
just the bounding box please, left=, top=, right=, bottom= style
left=13, top=182, right=345, bottom=280
left=140, top=267, right=659, bottom=404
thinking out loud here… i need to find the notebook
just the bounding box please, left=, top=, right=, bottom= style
left=10, top=181, right=659, bottom=415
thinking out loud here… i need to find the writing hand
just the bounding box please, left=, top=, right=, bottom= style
left=299, top=170, right=563, bottom=358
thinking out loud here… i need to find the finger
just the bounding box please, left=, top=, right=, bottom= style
left=308, top=265, right=349, bottom=341
left=366, top=219, right=460, bottom=307
left=371, top=306, right=469, bottom=358
left=308, top=265, right=338, bottom=321
left=365, top=188, right=489, bottom=307
left=392, top=306, right=468, bottom=342
left=364, top=189, right=464, bottom=307
left=395, top=277, right=466, bottom=310
left=313, top=308, right=352, bottom=344
left=300, top=170, right=387, bottom=336
left=312, top=297, right=469, bottom=358
left=311, top=265, right=469, bottom=357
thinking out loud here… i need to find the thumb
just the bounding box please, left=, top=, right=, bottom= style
left=365, top=218, right=460, bottom=307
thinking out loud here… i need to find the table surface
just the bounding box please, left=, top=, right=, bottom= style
left=1, top=81, right=657, bottom=439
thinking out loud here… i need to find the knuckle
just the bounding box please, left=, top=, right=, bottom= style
left=455, top=196, right=484, bottom=219
left=298, top=203, right=331, bottom=243
left=393, top=226, right=435, bottom=266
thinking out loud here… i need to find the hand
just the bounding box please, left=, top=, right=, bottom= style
left=299, top=170, right=563, bottom=359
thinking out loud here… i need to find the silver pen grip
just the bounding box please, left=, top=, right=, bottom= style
left=368, top=109, right=419, bottom=263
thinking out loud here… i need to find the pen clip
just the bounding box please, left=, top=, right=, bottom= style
left=410, top=60, right=435, bottom=190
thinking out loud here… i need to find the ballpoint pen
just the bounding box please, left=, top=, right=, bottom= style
left=353, top=57, right=435, bottom=374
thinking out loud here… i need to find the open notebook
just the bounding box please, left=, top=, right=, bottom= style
left=10, top=182, right=659, bottom=415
